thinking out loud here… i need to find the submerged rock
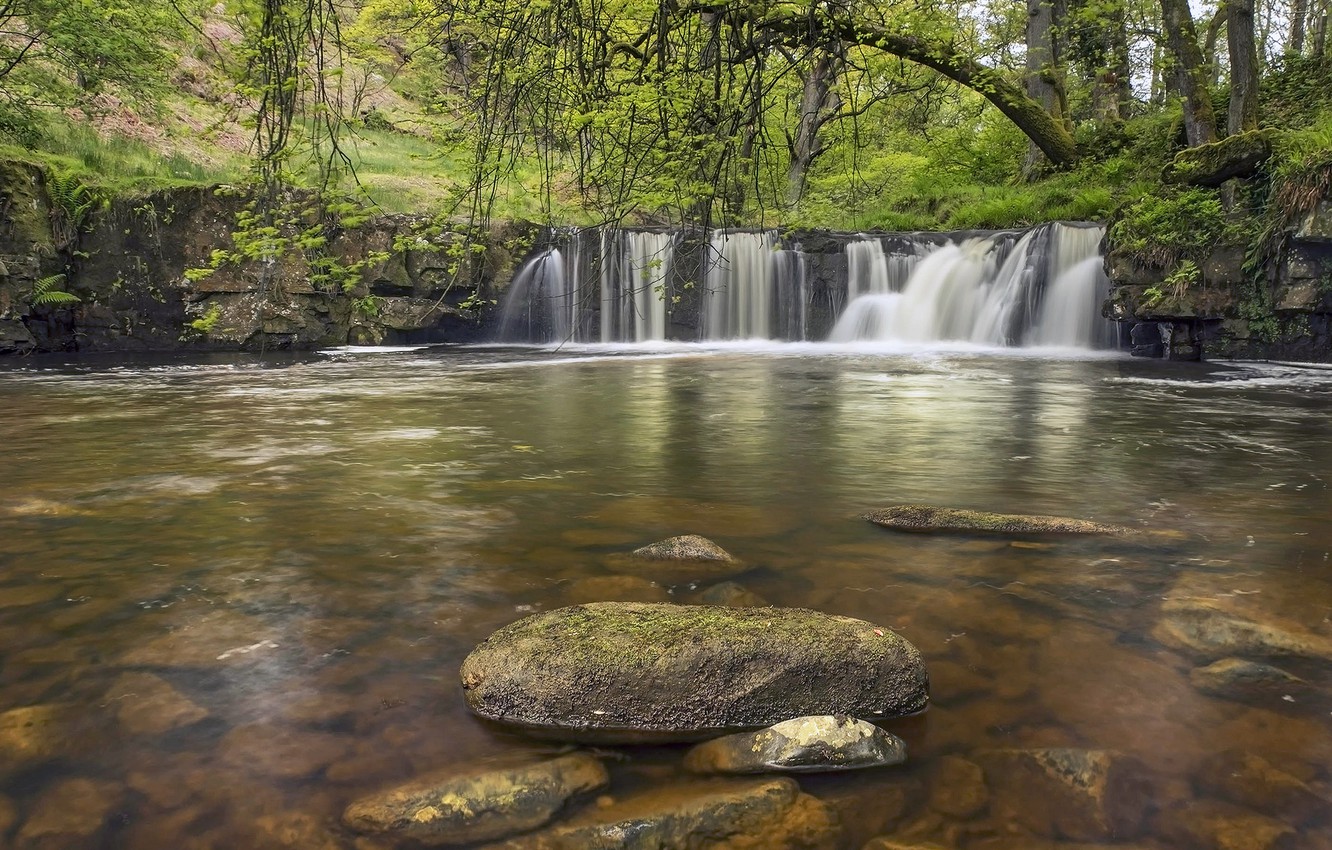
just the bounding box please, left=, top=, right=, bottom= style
left=343, top=753, right=608, bottom=846
left=0, top=794, right=16, bottom=836
left=684, top=715, right=906, bottom=774
left=1154, top=599, right=1332, bottom=660
left=103, top=672, right=209, bottom=735
left=928, top=755, right=988, bottom=819
left=480, top=777, right=838, bottom=850
left=562, top=575, right=669, bottom=604
left=1190, top=658, right=1307, bottom=699
left=863, top=505, right=1180, bottom=541
left=16, top=777, right=122, bottom=848
left=973, top=748, right=1150, bottom=842
left=632, top=534, right=736, bottom=563
left=1198, top=751, right=1329, bottom=825
left=460, top=603, right=928, bottom=742
left=0, top=704, right=68, bottom=778
left=1157, top=799, right=1296, bottom=850
left=698, top=581, right=769, bottom=607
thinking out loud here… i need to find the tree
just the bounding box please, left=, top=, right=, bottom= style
left=1159, top=0, right=1218, bottom=146
left=1226, top=0, right=1260, bottom=134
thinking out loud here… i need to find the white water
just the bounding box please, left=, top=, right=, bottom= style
left=605, top=231, right=673, bottom=343
left=831, top=223, right=1113, bottom=348
left=702, top=232, right=776, bottom=340
left=497, top=248, right=579, bottom=343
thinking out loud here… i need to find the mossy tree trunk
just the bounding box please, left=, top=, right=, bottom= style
left=1023, top=0, right=1071, bottom=175
left=1160, top=0, right=1218, bottom=146
left=1227, top=0, right=1260, bottom=135
left=786, top=47, right=842, bottom=205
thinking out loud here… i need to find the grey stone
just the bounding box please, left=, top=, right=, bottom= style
left=1155, top=599, right=1332, bottom=660
left=460, top=603, right=929, bottom=743
left=684, top=715, right=906, bottom=774
left=617, top=535, right=743, bottom=584
left=343, top=753, right=608, bottom=846
left=632, top=535, right=736, bottom=563
left=480, top=777, right=839, bottom=850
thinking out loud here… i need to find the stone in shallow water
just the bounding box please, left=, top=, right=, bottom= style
left=562, top=576, right=669, bottom=604
left=1157, top=799, right=1296, bottom=850
left=697, top=581, right=769, bottom=607
left=479, top=777, right=838, bottom=850
left=928, top=755, right=988, bottom=819
left=863, top=505, right=1181, bottom=541
left=972, top=748, right=1150, bottom=842
left=0, top=794, right=16, bottom=836
left=460, top=602, right=929, bottom=743
left=0, top=705, right=68, bottom=778
left=1198, top=750, right=1329, bottom=825
left=1190, top=658, right=1306, bottom=699
left=631, top=535, right=736, bottom=563
left=219, top=723, right=350, bottom=780
left=118, top=608, right=281, bottom=668
left=16, top=777, right=122, bottom=848
left=343, top=753, right=607, bottom=846
left=1154, top=599, right=1332, bottom=660
left=613, top=535, right=744, bottom=584
left=684, top=715, right=906, bottom=774
left=103, top=672, right=209, bottom=735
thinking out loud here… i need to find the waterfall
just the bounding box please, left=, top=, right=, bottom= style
left=496, top=222, right=1118, bottom=349
left=702, top=232, right=777, bottom=340
left=829, top=223, right=1113, bottom=348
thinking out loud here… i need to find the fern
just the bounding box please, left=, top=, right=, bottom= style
left=30, top=274, right=81, bottom=307
left=46, top=170, right=99, bottom=251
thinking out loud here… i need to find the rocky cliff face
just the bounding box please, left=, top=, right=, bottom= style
left=1106, top=198, right=1332, bottom=362
left=0, top=163, right=535, bottom=355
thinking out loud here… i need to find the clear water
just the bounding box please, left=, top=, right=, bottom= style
left=1, top=344, right=1330, bottom=849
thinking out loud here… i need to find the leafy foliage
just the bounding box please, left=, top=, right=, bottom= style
left=29, top=274, right=81, bottom=307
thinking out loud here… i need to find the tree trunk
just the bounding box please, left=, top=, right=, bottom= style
left=1311, top=0, right=1328, bottom=56
left=1203, top=4, right=1226, bottom=88
left=1160, top=0, right=1218, bottom=145
left=1227, top=0, right=1259, bottom=134
left=1024, top=0, right=1069, bottom=173
left=1292, top=0, right=1308, bottom=52
left=786, top=48, right=841, bottom=205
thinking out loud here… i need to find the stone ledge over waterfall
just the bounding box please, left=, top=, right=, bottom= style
left=496, top=222, right=1118, bottom=350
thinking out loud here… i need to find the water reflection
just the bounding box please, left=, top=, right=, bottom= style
left=0, top=348, right=1330, bottom=849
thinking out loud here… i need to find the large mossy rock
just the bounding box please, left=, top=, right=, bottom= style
left=342, top=753, right=608, bottom=846
left=460, top=603, right=928, bottom=743
left=863, top=505, right=1182, bottom=542
left=1162, top=129, right=1279, bottom=188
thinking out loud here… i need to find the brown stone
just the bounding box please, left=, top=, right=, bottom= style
left=974, top=748, right=1150, bottom=842
left=481, top=777, right=840, bottom=850
left=342, top=753, right=608, bottom=846
left=219, top=723, right=350, bottom=780
left=1157, top=800, right=1297, bottom=850
left=15, top=778, right=122, bottom=848
left=0, top=794, right=16, bottom=836
left=0, top=705, right=68, bottom=777
left=1154, top=599, right=1332, bottom=661
left=928, top=756, right=988, bottom=819
left=1198, top=751, right=1329, bottom=825
left=862, top=506, right=1182, bottom=541
left=104, top=672, right=209, bottom=735
left=119, top=608, right=282, bottom=667
left=698, top=581, right=770, bottom=607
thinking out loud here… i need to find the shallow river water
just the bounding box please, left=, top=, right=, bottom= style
left=1, top=343, right=1330, bottom=849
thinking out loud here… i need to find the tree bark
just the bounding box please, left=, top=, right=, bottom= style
left=1160, top=0, right=1218, bottom=145
left=1227, top=0, right=1259, bottom=134
left=1024, top=0, right=1069, bottom=173
left=1292, top=0, right=1308, bottom=52
left=786, top=48, right=840, bottom=204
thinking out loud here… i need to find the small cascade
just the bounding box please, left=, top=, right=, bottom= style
left=601, top=231, right=674, bottom=342
left=496, top=247, right=581, bottom=343
left=845, top=238, right=922, bottom=299
left=830, top=223, right=1113, bottom=348
left=702, top=232, right=777, bottom=340
left=775, top=244, right=810, bottom=340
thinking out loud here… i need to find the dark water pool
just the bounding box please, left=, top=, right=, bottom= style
left=1, top=344, right=1330, bottom=849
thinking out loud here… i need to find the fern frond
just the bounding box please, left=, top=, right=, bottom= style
left=29, top=274, right=80, bottom=306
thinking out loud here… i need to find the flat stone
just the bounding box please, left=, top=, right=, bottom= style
left=631, top=535, right=736, bottom=563
left=1154, top=599, right=1332, bottom=660
left=684, top=715, right=906, bottom=774
left=697, top=581, right=769, bottom=607
left=1198, top=750, right=1329, bottom=824
left=15, top=778, right=122, bottom=847
left=1157, top=800, right=1296, bottom=850
left=104, top=672, right=209, bottom=735
left=928, top=755, right=988, bottom=818
left=119, top=608, right=281, bottom=667
left=460, top=603, right=929, bottom=743
left=219, top=723, right=350, bottom=780
left=480, top=777, right=839, bottom=850
left=1190, top=658, right=1307, bottom=699
left=863, top=506, right=1182, bottom=542
left=343, top=753, right=608, bottom=846
left=973, top=749, right=1149, bottom=842
left=0, top=705, right=67, bottom=777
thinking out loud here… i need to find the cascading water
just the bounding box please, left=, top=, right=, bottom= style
left=496, top=222, right=1119, bottom=349
left=829, top=223, right=1114, bottom=348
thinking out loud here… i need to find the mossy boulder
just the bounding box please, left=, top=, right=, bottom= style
left=460, top=603, right=929, bottom=743
left=1162, top=129, right=1279, bottom=188
left=863, top=505, right=1183, bottom=542
left=612, top=535, right=743, bottom=585
left=342, top=753, right=608, bottom=846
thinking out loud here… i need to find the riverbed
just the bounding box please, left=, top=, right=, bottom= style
left=1, top=344, right=1329, bottom=849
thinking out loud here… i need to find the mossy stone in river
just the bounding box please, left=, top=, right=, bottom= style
left=863, top=505, right=1183, bottom=541
left=684, top=715, right=907, bottom=774
left=460, top=603, right=928, bottom=743
left=342, top=753, right=608, bottom=846
left=614, top=535, right=743, bottom=584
